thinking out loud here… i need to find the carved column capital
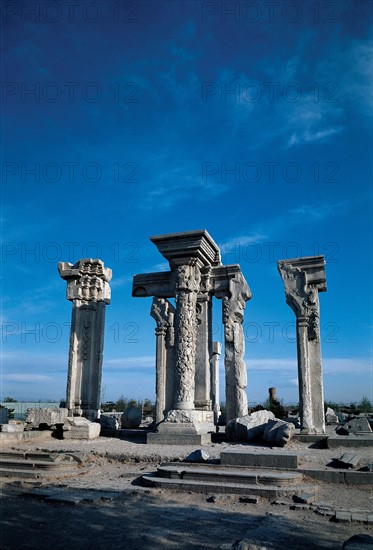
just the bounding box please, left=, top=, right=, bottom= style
left=175, top=263, right=201, bottom=292
left=59, top=258, right=112, bottom=305
left=222, top=271, right=252, bottom=326
left=278, top=257, right=326, bottom=341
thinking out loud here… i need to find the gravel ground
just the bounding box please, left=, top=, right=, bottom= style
left=1, top=434, right=372, bottom=549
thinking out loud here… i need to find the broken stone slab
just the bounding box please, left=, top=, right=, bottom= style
left=63, top=417, right=101, bottom=440
left=342, top=534, right=373, bottom=548
left=359, top=462, right=373, bottom=472
left=325, top=407, right=339, bottom=425
left=239, top=496, right=259, bottom=504
left=286, top=415, right=301, bottom=428
left=25, top=407, right=68, bottom=429
left=1, top=422, right=26, bottom=433
left=99, top=414, right=120, bottom=430
left=292, top=492, right=315, bottom=504
left=263, top=419, right=295, bottom=447
left=336, top=416, right=372, bottom=435
left=121, top=406, right=142, bottom=429
left=184, top=449, right=210, bottom=463
left=336, top=453, right=362, bottom=469
left=226, top=410, right=275, bottom=442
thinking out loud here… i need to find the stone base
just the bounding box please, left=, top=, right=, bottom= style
left=63, top=417, right=101, bottom=440
left=157, top=409, right=215, bottom=435
left=220, top=449, right=298, bottom=469
left=147, top=432, right=212, bottom=445
left=1, top=422, right=26, bottom=433
left=327, top=435, right=373, bottom=448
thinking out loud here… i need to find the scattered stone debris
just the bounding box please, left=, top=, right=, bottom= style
left=271, top=499, right=289, bottom=506
left=184, top=449, right=210, bottom=463
left=342, top=534, right=373, bottom=548
left=314, top=503, right=335, bottom=516
left=63, top=417, right=101, bottom=440
left=226, top=411, right=295, bottom=446
left=336, top=416, right=372, bottom=435
left=325, top=407, right=339, bottom=425
left=335, top=452, right=361, bottom=469
left=99, top=415, right=120, bottom=430
left=206, top=495, right=224, bottom=503
left=359, top=462, right=373, bottom=472
left=226, top=410, right=275, bottom=442
left=0, top=421, right=26, bottom=433
left=239, top=496, right=259, bottom=504
left=25, top=407, right=68, bottom=430
left=292, top=492, right=315, bottom=504
left=263, top=419, right=295, bottom=447
left=290, top=503, right=312, bottom=511
left=121, top=406, right=142, bottom=429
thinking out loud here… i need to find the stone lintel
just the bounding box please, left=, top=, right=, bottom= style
left=132, top=271, right=174, bottom=297
left=278, top=255, right=326, bottom=291
left=150, top=229, right=221, bottom=268
left=132, top=264, right=247, bottom=298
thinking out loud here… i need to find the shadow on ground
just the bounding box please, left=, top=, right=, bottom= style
left=1, top=483, right=368, bottom=549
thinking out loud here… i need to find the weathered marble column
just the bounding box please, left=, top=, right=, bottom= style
left=58, top=259, right=111, bottom=421
left=210, top=341, right=221, bottom=425
left=278, top=256, right=327, bottom=434
left=150, top=297, right=175, bottom=423
left=195, top=272, right=213, bottom=410
left=221, top=272, right=252, bottom=423
left=173, top=262, right=201, bottom=410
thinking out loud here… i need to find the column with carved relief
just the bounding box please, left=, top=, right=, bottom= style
left=221, top=271, right=252, bottom=423
left=58, top=259, right=112, bottom=421
left=150, top=297, right=175, bottom=423
left=278, top=256, right=327, bottom=434
left=173, top=262, right=201, bottom=410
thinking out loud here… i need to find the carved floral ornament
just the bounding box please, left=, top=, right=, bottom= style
left=59, top=259, right=112, bottom=304
left=278, top=263, right=321, bottom=340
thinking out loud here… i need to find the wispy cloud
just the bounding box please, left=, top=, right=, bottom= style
left=2, top=374, right=53, bottom=382
left=105, top=356, right=155, bottom=369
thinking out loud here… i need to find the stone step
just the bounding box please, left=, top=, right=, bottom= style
left=0, top=451, right=82, bottom=479
left=141, top=473, right=311, bottom=497
left=220, top=449, right=298, bottom=469
left=0, top=468, right=45, bottom=479
left=0, top=458, right=77, bottom=471
left=158, top=464, right=303, bottom=486
left=0, top=451, right=55, bottom=462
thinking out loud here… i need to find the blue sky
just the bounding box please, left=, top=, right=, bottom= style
left=1, top=0, right=372, bottom=405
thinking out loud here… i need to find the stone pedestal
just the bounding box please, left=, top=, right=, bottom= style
left=278, top=256, right=326, bottom=434
left=59, top=259, right=112, bottom=421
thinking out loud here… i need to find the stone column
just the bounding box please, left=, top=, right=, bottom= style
left=150, top=297, right=175, bottom=423
left=278, top=256, right=327, bottom=434
left=173, top=262, right=201, bottom=410
left=195, top=291, right=213, bottom=410
left=58, top=259, right=111, bottom=421
left=210, top=342, right=221, bottom=425
left=222, top=272, right=252, bottom=423
left=269, top=387, right=277, bottom=403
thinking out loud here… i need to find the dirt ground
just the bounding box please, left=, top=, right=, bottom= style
left=1, top=434, right=372, bottom=549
